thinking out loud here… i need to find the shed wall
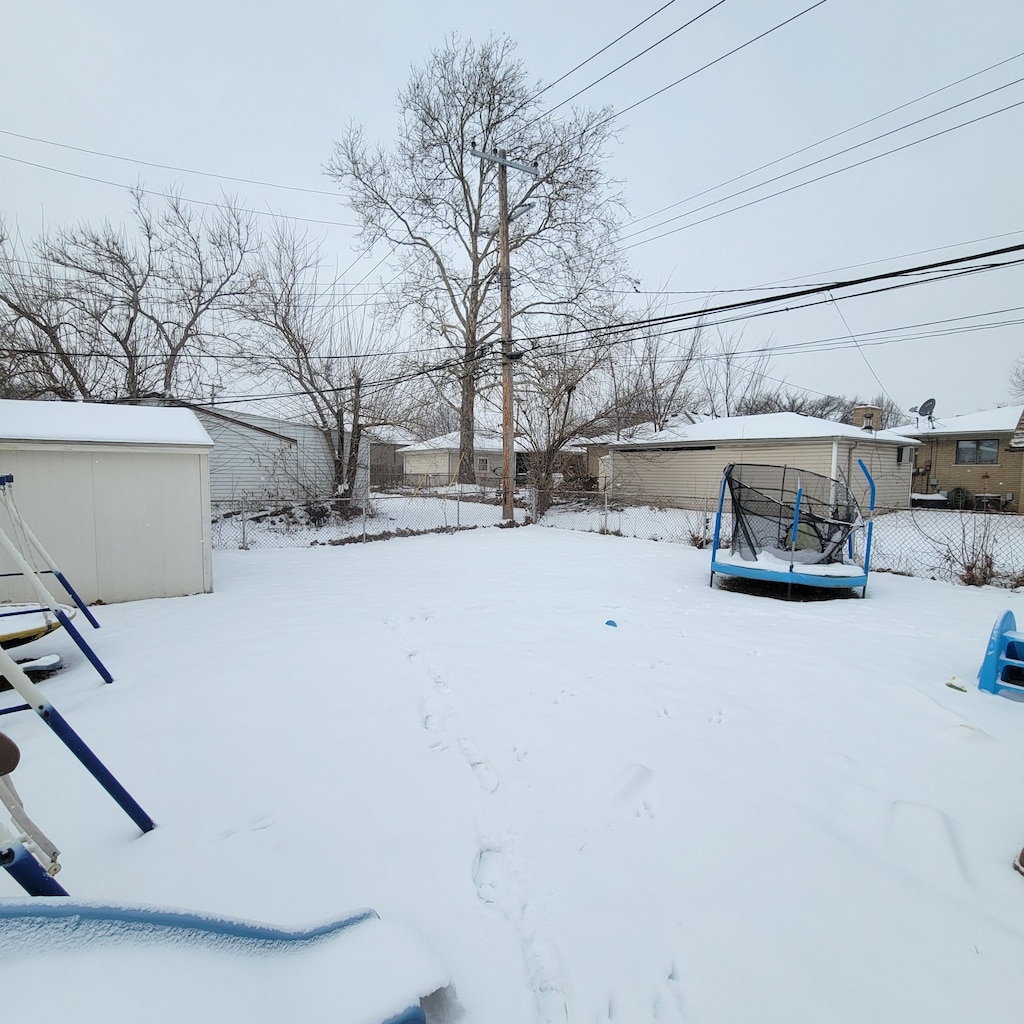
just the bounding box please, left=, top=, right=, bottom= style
left=0, top=444, right=212, bottom=604
left=608, top=440, right=911, bottom=511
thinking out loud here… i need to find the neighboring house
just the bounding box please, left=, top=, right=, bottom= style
left=399, top=431, right=530, bottom=486
left=177, top=406, right=414, bottom=502
left=186, top=406, right=337, bottom=501
left=0, top=399, right=213, bottom=604
left=599, top=408, right=917, bottom=512
left=894, top=404, right=1024, bottom=510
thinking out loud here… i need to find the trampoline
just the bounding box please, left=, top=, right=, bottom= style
left=709, top=459, right=875, bottom=597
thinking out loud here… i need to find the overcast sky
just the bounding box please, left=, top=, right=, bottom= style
left=2, top=0, right=1021, bottom=419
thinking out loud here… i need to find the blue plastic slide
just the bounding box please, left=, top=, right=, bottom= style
left=0, top=900, right=448, bottom=1024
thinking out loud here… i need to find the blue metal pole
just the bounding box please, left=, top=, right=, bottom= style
left=54, top=609, right=113, bottom=683
left=53, top=572, right=101, bottom=629
left=709, top=471, right=729, bottom=586
left=39, top=705, right=154, bottom=833
left=1, top=841, right=69, bottom=896
left=857, top=460, right=876, bottom=596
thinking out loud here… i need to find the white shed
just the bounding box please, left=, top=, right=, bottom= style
left=0, top=400, right=213, bottom=604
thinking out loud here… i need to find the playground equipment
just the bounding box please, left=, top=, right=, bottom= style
left=0, top=476, right=153, bottom=847
left=0, top=731, right=66, bottom=896
left=0, top=474, right=111, bottom=682
left=0, top=603, right=74, bottom=649
left=709, top=459, right=875, bottom=597
left=977, top=610, right=1024, bottom=699
left=0, top=900, right=447, bottom=1023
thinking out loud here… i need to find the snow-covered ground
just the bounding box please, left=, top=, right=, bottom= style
left=2, top=526, right=1024, bottom=1022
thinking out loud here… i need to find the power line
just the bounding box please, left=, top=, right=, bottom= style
left=624, top=95, right=1024, bottom=248
left=0, top=151, right=357, bottom=230
left=76, top=242, right=1024, bottom=405
left=0, top=128, right=340, bottom=198
left=623, top=73, right=1024, bottom=242
left=535, top=0, right=681, bottom=98
left=627, top=48, right=1024, bottom=229
left=598, top=0, right=831, bottom=129
left=538, top=0, right=728, bottom=119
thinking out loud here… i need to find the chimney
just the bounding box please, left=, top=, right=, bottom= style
left=852, top=404, right=882, bottom=431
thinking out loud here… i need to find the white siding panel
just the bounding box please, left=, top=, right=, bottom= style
left=0, top=445, right=211, bottom=604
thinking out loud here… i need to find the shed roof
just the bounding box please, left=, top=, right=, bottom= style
left=0, top=400, right=213, bottom=447
left=607, top=411, right=916, bottom=449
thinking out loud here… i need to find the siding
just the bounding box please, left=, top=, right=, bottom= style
left=195, top=411, right=335, bottom=501
left=0, top=443, right=212, bottom=604
left=608, top=439, right=911, bottom=511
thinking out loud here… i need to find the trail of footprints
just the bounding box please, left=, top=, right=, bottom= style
left=389, top=614, right=692, bottom=1022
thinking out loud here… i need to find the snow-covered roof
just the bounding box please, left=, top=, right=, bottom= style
left=893, top=405, right=1024, bottom=439
left=398, top=431, right=529, bottom=454
left=0, top=399, right=213, bottom=447
left=606, top=412, right=917, bottom=449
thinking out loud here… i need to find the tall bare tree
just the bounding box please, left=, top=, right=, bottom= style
left=235, top=225, right=405, bottom=496
left=326, top=34, right=628, bottom=482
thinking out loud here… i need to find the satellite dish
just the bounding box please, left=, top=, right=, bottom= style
left=918, top=398, right=936, bottom=418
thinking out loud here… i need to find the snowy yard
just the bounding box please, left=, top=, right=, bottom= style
left=2, top=526, right=1024, bottom=1022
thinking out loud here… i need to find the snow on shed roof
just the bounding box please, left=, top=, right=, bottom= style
left=606, top=411, right=917, bottom=448
left=0, top=400, right=213, bottom=447
left=892, top=405, right=1024, bottom=438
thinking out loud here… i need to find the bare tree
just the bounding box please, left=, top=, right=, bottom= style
left=326, top=34, right=628, bottom=482
left=0, top=192, right=258, bottom=403
left=694, top=330, right=782, bottom=418
left=235, top=225, right=405, bottom=496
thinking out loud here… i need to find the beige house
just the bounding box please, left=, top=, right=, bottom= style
left=600, top=411, right=916, bottom=512
left=895, top=405, right=1024, bottom=510
left=399, top=431, right=527, bottom=486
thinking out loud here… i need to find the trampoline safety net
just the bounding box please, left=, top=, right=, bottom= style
left=724, top=463, right=862, bottom=565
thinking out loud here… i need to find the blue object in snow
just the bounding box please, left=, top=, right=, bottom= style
left=978, top=609, right=1024, bottom=699
left=605, top=620, right=617, bottom=627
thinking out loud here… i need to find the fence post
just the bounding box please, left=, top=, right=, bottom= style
left=240, top=499, right=248, bottom=550
left=602, top=483, right=609, bottom=535
left=362, top=499, right=368, bottom=543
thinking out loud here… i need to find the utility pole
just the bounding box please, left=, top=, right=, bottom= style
left=470, top=144, right=538, bottom=521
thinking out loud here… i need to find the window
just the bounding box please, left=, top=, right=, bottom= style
left=476, top=457, right=489, bottom=473
left=955, top=438, right=999, bottom=464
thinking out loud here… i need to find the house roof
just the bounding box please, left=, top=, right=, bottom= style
left=606, top=411, right=917, bottom=449
left=399, top=431, right=529, bottom=454
left=0, top=399, right=213, bottom=447
left=892, top=405, right=1024, bottom=439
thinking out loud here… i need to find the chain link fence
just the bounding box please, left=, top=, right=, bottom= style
left=210, top=486, right=1024, bottom=587
left=535, top=491, right=1024, bottom=587
left=211, top=487, right=530, bottom=550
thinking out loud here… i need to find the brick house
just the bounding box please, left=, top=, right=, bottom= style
left=894, top=405, right=1024, bottom=510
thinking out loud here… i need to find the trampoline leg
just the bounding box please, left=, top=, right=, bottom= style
left=708, top=571, right=714, bottom=588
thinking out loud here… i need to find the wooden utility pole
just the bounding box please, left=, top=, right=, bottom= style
left=470, top=145, right=538, bottom=520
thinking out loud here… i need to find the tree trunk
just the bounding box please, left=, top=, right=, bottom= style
left=458, top=361, right=476, bottom=484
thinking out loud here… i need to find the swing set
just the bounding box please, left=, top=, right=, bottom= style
left=0, top=474, right=154, bottom=896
